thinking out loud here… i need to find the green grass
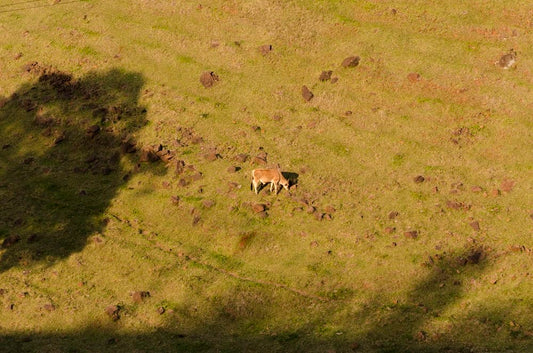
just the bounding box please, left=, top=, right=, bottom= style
left=0, top=0, right=532, bottom=352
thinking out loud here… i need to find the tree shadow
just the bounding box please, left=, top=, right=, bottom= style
left=0, top=66, right=147, bottom=272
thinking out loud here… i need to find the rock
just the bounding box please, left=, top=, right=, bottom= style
left=200, top=71, right=219, bottom=88
left=139, top=146, right=159, bottom=162
left=251, top=203, right=266, bottom=213
left=471, top=186, right=483, bottom=193
left=252, top=155, right=267, bottom=165
left=203, top=152, right=220, bottom=161
left=388, top=211, right=399, bottom=220
left=227, top=166, right=240, bottom=173
left=157, top=307, right=166, bottom=315
left=319, top=70, right=333, bottom=81
left=234, top=153, right=249, bottom=163
left=202, top=199, right=215, bottom=209
left=469, top=221, right=480, bottom=231
left=192, top=215, right=201, bottom=225
left=54, top=131, right=66, bottom=144
left=259, top=44, right=272, bottom=56
left=1, top=235, right=20, bottom=249
left=384, top=227, right=396, bottom=234
left=491, top=189, right=501, bottom=197
left=251, top=125, right=261, bottom=132
left=404, top=230, right=418, bottom=239
left=314, top=212, right=325, bottom=221
left=170, top=196, right=180, bottom=205
left=310, top=240, right=319, bottom=248
left=341, top=56, right=360, bottom=68
left=301, top=85, right=314, bottom=102
left=43, top=303, right=55, bottom=312
left=86, top=125, right=100, bottom=138
left=132, top=291, right=150, bottom=303
left=105, top=305, right=120, bottom=321
left=324, top=205, right=336, bottom=214
left=497, top=49, right=516, bottom=69
left=120, top=139, right=137, bottom=154
left=413, top=175, right=425, bottom=183
left=501, top=179, right=515, bottom=192
left=407, top=72, right=421, bottom=82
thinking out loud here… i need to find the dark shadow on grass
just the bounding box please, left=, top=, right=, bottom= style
left=0, top=66, right=147, bottom=272
left=1, top=243, right=530, bottom=352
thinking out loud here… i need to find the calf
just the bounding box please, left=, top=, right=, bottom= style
left=251, top=168, right=289, bottom=195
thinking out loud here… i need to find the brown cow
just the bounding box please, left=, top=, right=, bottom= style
left=251, top=168, right=289, bottom=194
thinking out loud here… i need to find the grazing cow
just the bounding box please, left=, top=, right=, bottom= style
left=251, top=168, right=289, bottom=194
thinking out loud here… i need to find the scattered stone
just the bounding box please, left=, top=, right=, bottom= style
left=161, top=181, right=171, bottom=189
left=324, top=205, right=336, bottom=214
left=341, top=56, right=360, bottom=68
left=54, top=131, right=66, bottom=145
left=192, top=215, right=201, bottom=225
left=490, top=189, right=501, bottom=197
left=139, top=146, right=160, bottom=163
left=330, top=77, right=338, bottom=84
left=415, top=330, right=427, bottom=342
left=157, top=307, right=166, bottom=315
left=407, top=72, right=421, bottom=82
left=404, top=230, right=418, bottom=239
left=384, top=227, right=396, bottom=234
left=324, top=213, right=333, bottom=221
left=471, top=186, right=483, bottom=193
left=497, top=49, right=516, bottom=69
left=306, top=205, right=316, bottom=214
left=251, top=125, right=261, bottom=132
left=234, top=153, right=249, bottom=163
left=227, top=166, right=240, bottom=173
left=202, top=199, right=215, bottom=209
left=190, top=172, right=203, bottom=181
left=301, top=85, right=314, bottom=102
left=259, top=44, right=272, bottom=56
left=469, top=221, right=480, bottom=231
left=501, top=179, right=515, bottom=192
left=178, top=178, right=189, bottom=187
left=200, top=71, right=219, bottom=88
left=510, top=245, right=525, bottom=253
left=86, top=125, right=100, bottom=138
left=203, top=151, right=220, bottom=161
left=252, top=155, right=267, bottom=165
left=388, top=211, right=399, bottom=220
left=413, top=175, right=425, bottom=183
left=251, top=203, right=266, bottom=213
left=1, top=235, right=20, bottom=249
left=446, top=200, right=470, bottom=210
left=314, top=212, right=325, bottom=221
left=310, top=240, right=319, bottom=248
left=132, top=291, right=150, bottom=303
left=105, top=305, right=120, bottom=321
left=120, top=139, right=137, bottom=154
left=272, top=114, right=282, bottom=121
left=43, top=303, right=55, bottom=312
left=319, top=70, right=333, bottom=81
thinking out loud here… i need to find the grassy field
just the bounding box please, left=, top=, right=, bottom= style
left=0, top=1, right=532, bottom=352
